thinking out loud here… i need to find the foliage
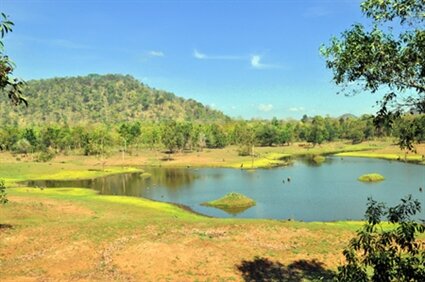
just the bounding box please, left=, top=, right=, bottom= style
left=0, top=74, right=229, bottom=124
left=35, top=149, right=55, bottom=162
left=393, top=114, right=425, bottom=150
left=237, top=144, right=252, bottom=156
left=321, top=0, right=424, bottom=149
left=12, top=138, right=32, bottom=154
left=307, top=116, right=328, bottom=145
left=1, top=114, right=424, bottom=154
left=0, top=179, right=7, bottom=205
left=0, top=13, right=26, bottom=106
left=336, top=195, right=425, bottom=281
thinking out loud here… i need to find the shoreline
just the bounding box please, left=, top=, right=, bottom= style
left=8, top=153, right=424, bottom=223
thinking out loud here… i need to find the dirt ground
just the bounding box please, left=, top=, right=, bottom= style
left=1, top=195, right=354, bottom=282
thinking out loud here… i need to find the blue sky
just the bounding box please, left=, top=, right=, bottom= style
left=2, top=0, right=382, bottom=119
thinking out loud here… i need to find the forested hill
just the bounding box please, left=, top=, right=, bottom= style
left=0, top=74, right=229, bottom=125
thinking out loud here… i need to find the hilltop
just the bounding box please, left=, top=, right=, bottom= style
left=0, top=74, right=229, bottom=125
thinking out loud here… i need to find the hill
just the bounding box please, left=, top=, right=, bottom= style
left=0, top=74, right=229, bottom=125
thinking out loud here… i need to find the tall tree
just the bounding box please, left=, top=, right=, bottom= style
left=321, top=0, right=424, bottom=148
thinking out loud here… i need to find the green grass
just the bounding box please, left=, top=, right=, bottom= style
left=228, top=157, right=288, bottom=169
left=336, top=152, right=424, bottom=163
left=0, top=162, right=141, bottom=186
left=358, top=173, right=385, bottom=182
left=202, top=192, right=256, bottom=209
left=226, top=141, right=387, bottom=169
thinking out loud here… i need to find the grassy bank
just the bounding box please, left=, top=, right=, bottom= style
left=3, top=140, right=423, bottom=171
left=336, top=151, right=425, bottom=164
left=0, top=161, right=141, bottom=187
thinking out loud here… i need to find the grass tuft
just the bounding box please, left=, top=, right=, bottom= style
left=201, top=192, right=256, bottom=209
left=358, top=173, right=385, bottom=182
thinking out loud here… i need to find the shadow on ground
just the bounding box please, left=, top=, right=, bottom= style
left=236, top=257, right=335, bottom=282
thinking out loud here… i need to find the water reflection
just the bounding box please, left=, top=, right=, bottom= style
left=27, top=167, right=202, bottom=197
left=209, top=205, right=254, bottom=216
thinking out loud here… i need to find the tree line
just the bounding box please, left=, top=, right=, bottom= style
left=1, top=114, right=424, bottom=159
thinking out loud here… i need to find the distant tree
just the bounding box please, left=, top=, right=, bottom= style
left=178, top=122, right=194, bottom=150
left=278, top=123, right=295, bottom=145
left=255, top=123, right=278, bottom=146
left=140, top=123, right=161, bottom=150
left=118, top=122, right=141, bottom=146
left=205, top=124, right=227, bottom=148
left=12, top=138, right=32, bottom=154
left=161, top=120, right=183, bottom=154
left=22, top=128, right=38, bottom=148
left=336, top=195, right=425, bottom=281
left=324, top=117, right=340, bottom=142
left=394, top=114, right=425, bottom=150
left=301, top=114, right=309, bottom=123
left=307, top=116, right=328, bottom=146
left=321, top=0, right=424, bottom=149
left=0, top=13, right=26, bottom=106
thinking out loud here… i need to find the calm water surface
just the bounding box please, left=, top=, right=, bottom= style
left=27, top=157, right=425, bottom=221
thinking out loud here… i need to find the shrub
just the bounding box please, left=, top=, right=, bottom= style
left=12, top=138, right=32, bottom=154
left=335, top=195, right=425, bottom=281
left=0, top=179, right=8, bottom=205
left=238, top=145, right=252, bottom=156
left=35, top=149, right=55, bottom=162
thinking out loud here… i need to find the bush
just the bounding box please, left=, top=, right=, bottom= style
left=12, top=138, right=32, bottom=154
left=237, top=145, right=252, bottom=156
left=0, top=179, right=8, bottom=205
left=335, top=195, right=425, bottom=281
left=35, top=149, right=55, bottom=162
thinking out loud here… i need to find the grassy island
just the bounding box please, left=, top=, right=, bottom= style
left=358, top=173, right=385, bottom=182
left=312, top=155, right=326, bottom=164
left=201, top=192, right=256, bottom=209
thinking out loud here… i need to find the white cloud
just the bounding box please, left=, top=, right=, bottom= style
left=193, top=49, right=207, bottom=59
left=193, top=49, right=243, bottom=60
left=148, top=50, right=164, bottom=57
left=258, top=104, right=273, bottom=112
left=250, top=54, right=281, bottom=69
left=251, top=55, right=262, bottom=68
left=289, top=107, right=305, bottom=112
left=193, top=49, right=283, bottom=70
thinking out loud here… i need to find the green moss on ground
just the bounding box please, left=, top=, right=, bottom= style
left=201, top=192, right=256, bottom=209
left=358, top=173, right=385, bottom=182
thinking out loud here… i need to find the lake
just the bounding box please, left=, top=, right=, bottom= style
left=27, top=157, right=425, bottom=221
